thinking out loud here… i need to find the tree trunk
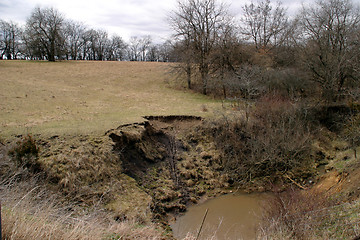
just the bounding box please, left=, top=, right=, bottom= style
left=49, top=40, right=56, bottom=62
left=186, top=63, right=192, bottom=89
left=201, top=70, right=208, bottom=95
left=200, top=63, right=209, bottom=95
left=222, top=84, right=227, bottom=99
left=220, top=64, right=226, bottom=99
left=48, top=54, right=55, bottom=62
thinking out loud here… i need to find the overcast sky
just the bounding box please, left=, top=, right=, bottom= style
left=1, top=0, right=360, bottom=42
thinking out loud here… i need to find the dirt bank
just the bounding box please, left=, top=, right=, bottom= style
left=107, top=115, right=230, bottom=223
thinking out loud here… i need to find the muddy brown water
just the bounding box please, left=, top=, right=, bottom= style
left=171, top=193, right=266, bottom=240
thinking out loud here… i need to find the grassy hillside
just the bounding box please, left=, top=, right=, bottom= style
left=0, top=60, right=219, bottom=137
left=0, top=60, right=222, bottom=240
left=2, top=60, right=359, bottom=239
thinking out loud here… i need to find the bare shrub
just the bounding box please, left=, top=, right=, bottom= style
left=258, top=188, right=360, bottom=239
left=205, top=95, right=314, bottom=184
left=261, top=68, right=312, bottom=100
left=212, top=64, right=313, bottom=101
left=249, top=96, right=313, bottom=177
left=8, top=134, right=40, bottom=172
left=258, top=188, right=329, bottom=239
left=230, top=64, right=265, bottom=99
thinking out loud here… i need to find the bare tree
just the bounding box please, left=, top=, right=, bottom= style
left=81, top=29, right=109, bottom=60
left=147, top=44, right=160, bottom=62
left=106, top=35, right=127, bottom=61
left=25, top=7, right=65, bottom=61
left=64, top=20, right=86, bottom=60
left=171, top=39, right=195, bottom=89
left=169, top=3, right=195, bottom=89
left=127, top=36, right=141, bottom=61
left=84, top=29, right=97, bottom=60
left=241, top=0, right=289, bottom=51
left=127, top=35, right=152, bottom=61
left=0, top=20, right=22, bottom=59
left=93, top=29, right=109, bottom=61
left=139, top=35, right=152, bottom=61
left=299, top=0, right=360, bottom=101
left=158, top=40, right=174, bottom=62
left=170, top=0, right=232, bottom=95
left=211, top=22, right=242, bottom=98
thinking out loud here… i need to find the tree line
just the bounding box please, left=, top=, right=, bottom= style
left=170, top=0, right=360, bottom=102
left=0, top=7, right=173, bottom=62
left=1, top=0, right=359, bottom=101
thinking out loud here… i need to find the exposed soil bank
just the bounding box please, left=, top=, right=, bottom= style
left=104, top=112, right=360, bottom=239
left=107, top=115, right=231, bottom=224
left=105, top=113, right=327, bottom=223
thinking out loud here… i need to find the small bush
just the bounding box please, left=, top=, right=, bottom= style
left=8, top=134, right=40, bottom=171
left=259, top=188, right=329, bottom=239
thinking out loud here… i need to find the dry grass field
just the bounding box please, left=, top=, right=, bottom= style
left=0, top=60, right=220, bottom=138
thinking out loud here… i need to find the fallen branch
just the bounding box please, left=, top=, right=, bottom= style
left=196, top=208, right=209, bottom=240
left=284, top=174, right=306, bottom=190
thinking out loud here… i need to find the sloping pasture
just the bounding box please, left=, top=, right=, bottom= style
left=0, top=61, right=219, bottom=137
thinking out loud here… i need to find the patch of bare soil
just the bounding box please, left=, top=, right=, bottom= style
left=311, top=171, right=344, bottom=195
left=316, top=167, right=360, bottom=201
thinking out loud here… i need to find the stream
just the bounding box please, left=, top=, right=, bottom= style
left=171, top=193, right=266, bottom=240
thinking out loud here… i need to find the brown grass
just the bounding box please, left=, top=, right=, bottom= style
left=0, top=142, right=164, bottom=240
left=2, top=185, right=163, bottom=240
left=0, top=60, right=220, bottom=138
left=258, top=187, right=360, bottom=240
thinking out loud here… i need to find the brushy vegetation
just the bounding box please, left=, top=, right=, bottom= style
left=258, top=188, right=360, bottom=239
left=198, top=96, right=316, bottom=187
left=8, top=134, right=39, bottom=170
left=254, top=100, right=360, bottom=239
